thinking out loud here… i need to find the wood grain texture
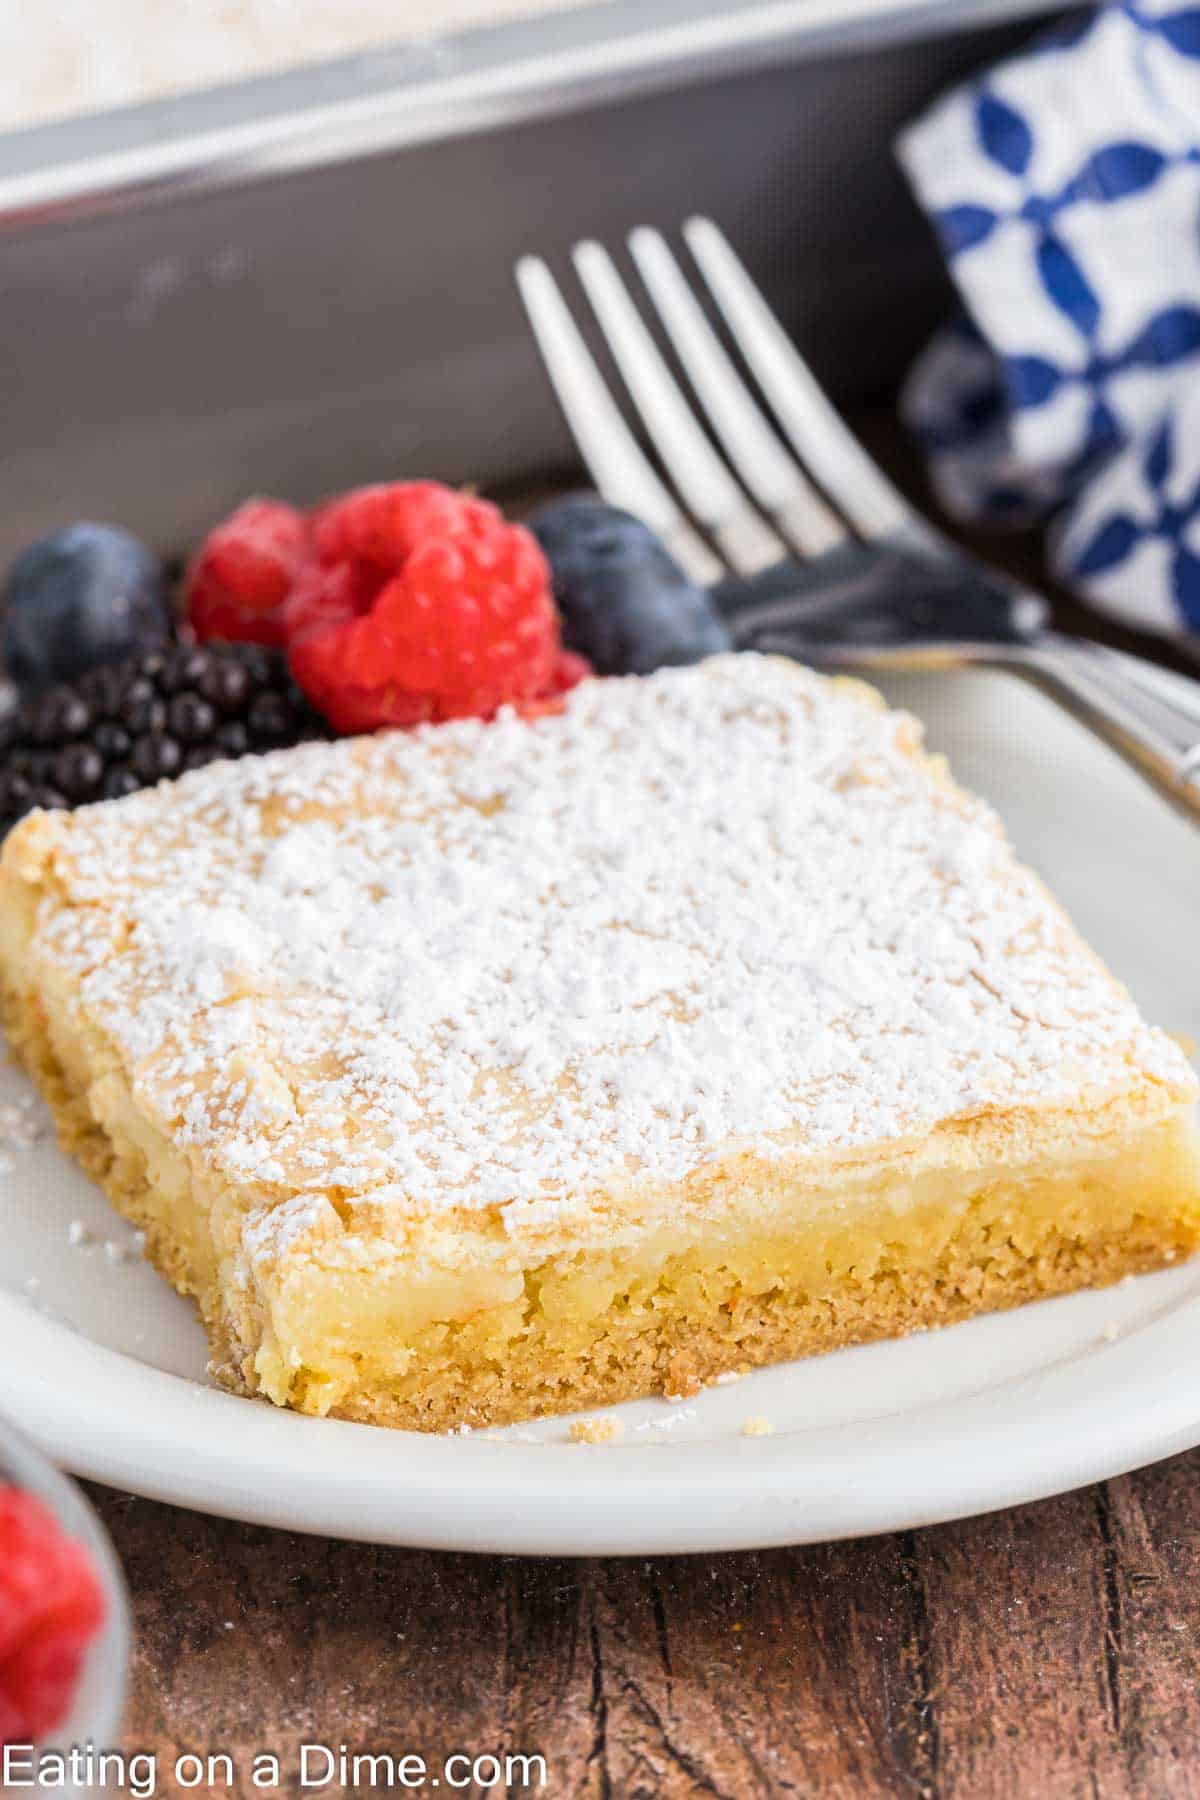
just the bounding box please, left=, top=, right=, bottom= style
left=87, top=1448, right=1200, bottom=1800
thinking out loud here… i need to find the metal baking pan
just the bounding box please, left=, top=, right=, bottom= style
left=0, top=0, right=1062, bottom=563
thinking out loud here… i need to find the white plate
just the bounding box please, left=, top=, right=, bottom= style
left=2, top=668, right=1199, bottom=1553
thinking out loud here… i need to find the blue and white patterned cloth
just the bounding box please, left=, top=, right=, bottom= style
left=898, top=0, right=1200, bottom=637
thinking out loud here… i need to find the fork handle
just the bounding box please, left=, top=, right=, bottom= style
left=715, top=545, right=1046, bottom=648
left=719, top=548, right=1200, bottom=826
left=994, top=636, right=1200, bottom=826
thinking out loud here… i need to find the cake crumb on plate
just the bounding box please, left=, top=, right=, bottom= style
left=569, top=1417, right=623, bottom=1445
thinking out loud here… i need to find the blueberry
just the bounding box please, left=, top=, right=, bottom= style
left=3, top=523, right=173, bottom=693
left=529, top=493, right=661, bottom=567
left=529, top=494, right=731, bottom=677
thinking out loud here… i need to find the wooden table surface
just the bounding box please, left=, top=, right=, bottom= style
left=87, top=1447, right=1200, bottom=1798
left=80, top=448, right=1200, bottom=1800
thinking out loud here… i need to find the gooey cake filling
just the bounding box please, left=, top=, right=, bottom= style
left=1, top=654, right=1196, bottom=1429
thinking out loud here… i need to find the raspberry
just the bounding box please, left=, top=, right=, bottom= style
left=185, top=499, right=308, bottom=647
left=0, top=1487, right=106, bottom=1745
left=286, top=481, right=585, bottom=733
left=523, top=648, right=591, bottom=717
left=311, top=481, right=500, bottom=570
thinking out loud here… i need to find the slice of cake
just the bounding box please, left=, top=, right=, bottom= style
left=1, top=654, right=1196, bottom=1430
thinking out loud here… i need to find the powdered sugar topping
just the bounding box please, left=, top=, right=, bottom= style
left=26, top=656, right=1192, bottom=1227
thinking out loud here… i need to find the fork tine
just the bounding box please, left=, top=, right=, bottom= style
left=515, top=255, right=723, bottom=585
left=627, top=227, right=846, bottom=559
left=684, top=216, right=916, bottom=543
left=572, top=240, right=787, bottom=577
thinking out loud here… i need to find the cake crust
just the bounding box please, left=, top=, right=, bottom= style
left=1, top=654, right=1197, bottom=1430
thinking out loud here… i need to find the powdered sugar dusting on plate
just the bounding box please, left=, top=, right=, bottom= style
left=19, top=656, right=1192, bottom=1227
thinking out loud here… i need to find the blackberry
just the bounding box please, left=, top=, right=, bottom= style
left=0, top=643, right=326, bottom=840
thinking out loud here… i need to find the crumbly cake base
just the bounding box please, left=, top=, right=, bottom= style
left=5, top=656, right=1200, bottom=1434
left=10, top=982, right=1200, bottom=1432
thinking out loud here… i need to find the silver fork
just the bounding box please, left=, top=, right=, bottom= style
left=517, top=218, right=1200, bottom=826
